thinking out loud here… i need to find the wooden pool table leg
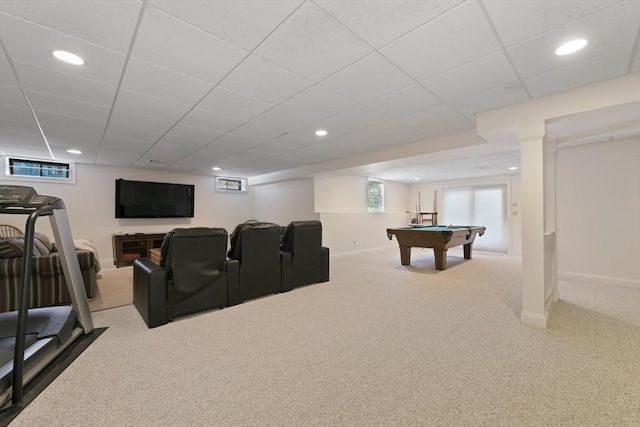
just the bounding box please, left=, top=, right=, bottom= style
left=463, top=243, right=472, bottom=259
left=399, top=246, right=411, bottom=265
left=434, top=249, right=447, bottom=270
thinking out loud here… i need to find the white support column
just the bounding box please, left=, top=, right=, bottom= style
left=544, top=141, right=559, bottom=305
left=520, top=130, right=549, bottom=328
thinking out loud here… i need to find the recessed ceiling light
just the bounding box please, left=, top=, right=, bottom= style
left=555, top=39, right=587, bottom=56
left=509, top=166, right=518, bottom=170
left=53, top=50, right=84, bottom=65
left=212, top=167, right=221, bottom=171
left=66, top=149, right=82, bottom=154
left=414, top=177, right=421, bottom=181
left=315, top=130, right=328, bottom=136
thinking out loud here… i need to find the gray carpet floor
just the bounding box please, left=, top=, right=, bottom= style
left=9, top=247, right=640, bottom=426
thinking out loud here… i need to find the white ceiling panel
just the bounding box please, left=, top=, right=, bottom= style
left=279, top=85, right=356, bottom=125
left=102, top=109, right=173, bottom=146
left=121, top=58, right=213, bottom=106
left=0, top=83, right=29, bottom=108
left=9, top=60, right=117, bottom=107
left=132, top=6, right=247, bottom=85
left=365, top=84, right=441, bottom=119
left=508, top=0, right=639, bottom=79
left=197, top=87, right=273, bottom=122
left=0, top=1, right=638, bottom=183
left=149, top=0, right=303, bottom=51
left=179, top=108, right=243, bottom=135
left=27, top=91, right=111, bottom=124
left=484, top=0, right=621, bottom=47
left=254, top=2, right=373, bottom=81
left=382, top=0, right=501, bottom=81
left=317, top=0, right=464, bottom=49
left=219, top=54, right=312, bottom=104
left=524, top=47, right=632, bottom=97
left=449, top=83, right=530, bottom=120
left=0, top=13, right=126, bottom=86
left=421, top=52, right=519, bottom=103
left=397, top=104, right=475, bottom=137
left=321, top=52, right=414, bottom=103
left=0, top=0, right=143, bottom=53
left=114, top=89, right=191, bottom=123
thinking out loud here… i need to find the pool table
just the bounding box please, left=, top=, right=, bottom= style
left=386, top=225, right=486, bottom=270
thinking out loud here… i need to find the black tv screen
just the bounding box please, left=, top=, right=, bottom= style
left=115, top=179, right=195, bottom=218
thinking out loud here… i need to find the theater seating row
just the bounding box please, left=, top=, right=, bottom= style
left=132, top=220, right=329, bottom=328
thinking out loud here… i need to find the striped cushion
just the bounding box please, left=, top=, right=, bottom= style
left=0, top=238, right=23, bottom=258
left=0, top=249, right=96, bottom=312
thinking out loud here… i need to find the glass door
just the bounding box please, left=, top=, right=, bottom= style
left=442, top=184, right=508, bottom=252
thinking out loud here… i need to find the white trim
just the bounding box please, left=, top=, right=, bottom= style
left=520, top=310, right=549, bottom=328
left=558, top=271, right=640, bottom=289
left=1, top=155, right=76, bottom=184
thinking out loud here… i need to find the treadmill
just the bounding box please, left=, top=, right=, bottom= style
left=0, top=185, right=94, bottom=410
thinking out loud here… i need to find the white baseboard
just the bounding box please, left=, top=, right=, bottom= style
left=520, top=310, right=548, bottom=328
left=558, top=271, right=640, bottom=289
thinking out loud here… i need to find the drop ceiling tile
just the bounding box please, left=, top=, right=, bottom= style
left=365, top=84, right=441, bottom=119
left=289, top=106, right=389, bottom=139
left=316, top=0, right=464, bottom=48
left=421, top=52, right=519, bottom=102
left=139, top=137, right=213, bottom=164
left=0, top=0, right=143, bottom=53
left=381, top=0, right=500, bottom=81
left=0, top=13, right=127, bottom=86
left=321, top=52, right=414, bottom=103
left=279, top=85, right=356, bottom=124
left=397, top=104, right=474, bottom=137
left=132, top=6, right=247, bottom=84
left=28, top=90, right=111, bottom=124
left=232, top=106, right=307, bottom=140
left=267, top=132, right=316, bottom=150
left=104, top=109, right=174, bottom=145
left=97, top=143, right=151, bottom=167
left=157, top=123, right=224, bottom=147
left=0, top=103, right=46, bottom=149
left=524, top=47, right=632, bottom=97
left=197, top=86, right=273, bottom=122
left=0, top=83, right=29, bottom=108
left=508, top=0, right=639, bottom=78
left=180, top=108, right=243, bottom=134
left=254, top=2, right=373, bottom=81
left=220, top=54, right=312, bottom=104
left=213, top=134, right=264, bottom=151
left=359, top=120, right=425, bottom=149
left=115, top=89, right=192, bottom=123
left=449, top=83, right=530, bottom=119
left=121, top=58, right=213, bottom=106
left=0, top=54, right=20, bottom=87
left=483, top=0, right=620, bottom=47
left=9, top=59, right=117, bottom=106
left=149, top=0, right=302, bottom=51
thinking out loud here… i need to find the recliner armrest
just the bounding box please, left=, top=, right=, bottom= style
left=320, top=246, right=330, bottom=282
left=133, top=258, right=168, bottom=328
left=226, top=259, right=242, bottom=307
left=280, top=251, right=292, bottom=292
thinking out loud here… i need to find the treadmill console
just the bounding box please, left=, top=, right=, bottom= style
left=0, top=185, right=64, bottom=212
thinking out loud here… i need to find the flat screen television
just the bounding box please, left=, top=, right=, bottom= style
left=115, top=179, right=195, bottom=218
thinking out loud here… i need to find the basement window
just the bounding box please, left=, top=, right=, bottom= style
left=216, top=177, right=247, bottom=193
left=367, top=179, right=384, bottom=213
left=2, top=156, right=76, bottom=183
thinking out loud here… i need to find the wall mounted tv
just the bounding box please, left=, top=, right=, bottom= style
left=115, top=179, right=195, bottom=219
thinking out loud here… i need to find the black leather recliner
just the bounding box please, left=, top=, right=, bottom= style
left=133, top=227, right=239, bottom=328
left=226, top=222, right=291, bottom=305
left=280, top=220, right=329, bottom=291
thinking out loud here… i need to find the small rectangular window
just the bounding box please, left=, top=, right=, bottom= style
left=367, top=179, right=384, bottom=212
left=2, top=156, right=75, bottom=183
left=216, top=176, right=247, bottom=193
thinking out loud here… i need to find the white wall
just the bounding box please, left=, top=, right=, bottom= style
left=409, top=174, right=522, bottom=253
left=253, top=178, right=319, bottom=224
left=315, top=176, right=409, bottom=254
left=0, top=163, right=254, bottom=268
left=556, top=136, right=640, bottom=287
